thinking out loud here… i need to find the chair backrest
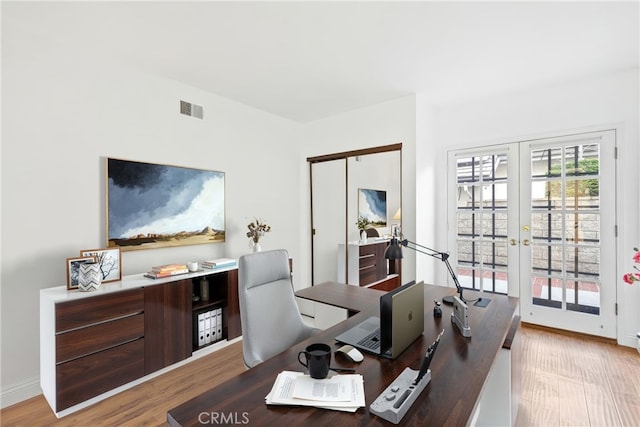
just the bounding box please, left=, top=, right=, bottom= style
left=365, top=228, right=380, bottom=238
left=238, top=249, right=315, bottom=368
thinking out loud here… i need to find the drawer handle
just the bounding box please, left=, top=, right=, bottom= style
left=359, top=265, right=375, bottom=271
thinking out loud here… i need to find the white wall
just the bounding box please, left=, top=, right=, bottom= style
left=417, top=68, right=640, bottom=346
left=1, top=42, right=303, bottom=406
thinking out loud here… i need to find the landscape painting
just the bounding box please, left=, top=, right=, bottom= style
left=358, top=188, right=387, bottom=227
left=107, top=158, right=225, bottom=251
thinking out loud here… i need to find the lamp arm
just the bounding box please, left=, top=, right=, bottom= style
left=402, top=239, right=464, bottom=300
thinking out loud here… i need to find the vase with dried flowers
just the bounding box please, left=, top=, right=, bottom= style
left=247, top=218, right=271, bottom=252
left=622, top=247, right=640, bottom=285
left=356, top=216, right=370, bottom=243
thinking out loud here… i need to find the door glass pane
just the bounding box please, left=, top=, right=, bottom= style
left=565, top=179, right=599, bottom=208
left=564, top=213, right=600, bottom=243
left=532, top=275, right=563, bottom=308
left=531, top=212, right=563, bottom=242
left=530, top=142, right=601, bottom=314
left=531, top=147, right=563, bottom=178
left=455, top=153, right=508, bottom=295
left=566, top=280, right=600, bottom=314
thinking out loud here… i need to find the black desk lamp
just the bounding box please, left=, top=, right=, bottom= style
left=384, top=236, right=464, bottom=305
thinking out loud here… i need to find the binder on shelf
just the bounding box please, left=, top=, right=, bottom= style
left=193, top=306, right=225, bottom=350
left=211, top=309, right=217, bottom=342
left=198, top=312, right=206, bottom=347
left=204, top=311, right=212, bottom=345
left=215, top=308, right=222, bottom=342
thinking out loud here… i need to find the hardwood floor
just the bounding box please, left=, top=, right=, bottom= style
left=515, top=325, right=640, bottom=427
left=1, top=325, right=638, bottom=426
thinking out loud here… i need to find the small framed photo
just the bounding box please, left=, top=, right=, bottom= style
left=66, top=256, right=97, bottom=290
left=80, top=247, right=122, bottom=283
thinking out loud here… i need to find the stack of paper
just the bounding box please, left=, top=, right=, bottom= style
left=265, top=371, right=365, bottom=412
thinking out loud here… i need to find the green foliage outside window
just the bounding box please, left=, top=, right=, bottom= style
left=547, top=158, right=599, bottom=198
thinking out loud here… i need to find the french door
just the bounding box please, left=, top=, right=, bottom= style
left=448, top=130, right=617, bottom=337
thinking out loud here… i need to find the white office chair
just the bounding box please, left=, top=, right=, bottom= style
left=238, top=249, right=320, bottom=368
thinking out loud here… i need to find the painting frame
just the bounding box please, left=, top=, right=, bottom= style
left=66, top=256, right=97, bottom=290
left=358, top=188, right=387, bottom=228
left=106, top=157, right=226, bottom=251
left=80, top=247, right=122, bottom=283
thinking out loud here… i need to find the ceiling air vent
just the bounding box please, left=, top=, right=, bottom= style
left=180, top=100, right=203, bottom=119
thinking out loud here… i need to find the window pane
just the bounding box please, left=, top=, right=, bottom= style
left=564, top=213, right=600, bottom=243
left=456, top=212, right=474, bottom=237
left=531, top=212, right=563, bottom=242
left=567, top=280, right=600, bottom=315
left=565, top=179, right=599, bottom=208
left=532, top=275, right=563, bottom=308
left=532, top=147, right=562, bottom=178
left=457, top=184, right=481, bottom=209
left=565, top=144, right=599, bottom=177
left=564, top=246, right=600, bottom=281
left=531, top=244, right=563, bottom=275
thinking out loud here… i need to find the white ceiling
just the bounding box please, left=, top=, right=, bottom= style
left=4, top=1, right=639, bottom=122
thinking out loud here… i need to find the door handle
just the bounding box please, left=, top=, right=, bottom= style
left=522, top=239, right=530, bottom=246
left=510, top=239, right=518, bottom=246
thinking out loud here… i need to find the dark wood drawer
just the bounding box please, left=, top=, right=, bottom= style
left=56, top=314, right=144, bottom=364
left=56, top=289, right=144, bottom=333
left=359, top=244, right=379, bottom=257
left=56, top=338, right=144, bottom=411
left=359, top=265, right=378, bottom=286
left=359, top=253, right=377, bottom=268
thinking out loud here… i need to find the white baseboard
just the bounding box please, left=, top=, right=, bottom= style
left=1, top=376, right=41, bottom=409
left=619, top=333, right=639, bottom=350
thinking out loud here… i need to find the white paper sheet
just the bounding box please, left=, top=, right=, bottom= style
left=265, top=371, right=365, bottom=412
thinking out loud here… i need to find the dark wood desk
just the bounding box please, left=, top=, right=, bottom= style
left=168, top=283, right=519, bottom=426
left=295, top=281, right=386, bottom=316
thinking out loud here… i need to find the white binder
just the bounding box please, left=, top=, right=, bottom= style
left=215, top=308, right=222, bottom=342
left=198, top=312, right=206, bottom=347
left=211, top=309, right=218, bottom=342
left=204, top=311, right=212, bottom=344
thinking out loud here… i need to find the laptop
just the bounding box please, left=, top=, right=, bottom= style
left=334, top=281, right=424, bottom=359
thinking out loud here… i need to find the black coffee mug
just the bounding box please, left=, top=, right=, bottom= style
left=298, top=343, right=331, bottom=379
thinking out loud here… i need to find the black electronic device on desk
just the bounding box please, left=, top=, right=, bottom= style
left=370, top=329, right=445, bottom=424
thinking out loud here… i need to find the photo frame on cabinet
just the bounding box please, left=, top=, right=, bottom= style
left=106, top=158, right=225, bottom=251
left=66, top=256, right=97, bottom=290
left=80, top=248, right=121, bottom=283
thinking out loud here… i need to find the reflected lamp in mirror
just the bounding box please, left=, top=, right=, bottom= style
left=391, top=208, right=401, bottom=237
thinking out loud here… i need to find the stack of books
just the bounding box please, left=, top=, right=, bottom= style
left=201, top=258, right=237, bottom=269
left=144, top=263, right=189, bottom=279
